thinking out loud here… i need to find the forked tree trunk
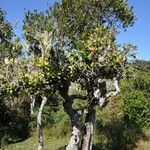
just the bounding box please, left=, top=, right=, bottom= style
left=81, top=80, right=108, bottom=149
left=81, top=108, right=96, bottom=150
left=37, top=97, right=47, bottom=150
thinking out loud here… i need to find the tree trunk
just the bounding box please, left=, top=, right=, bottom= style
left=37, top=97, right=47, bottom=150
left=62, top=96, right=81, bottom=150
left=30, top=95, right=35, bottom=115
left=66, top=126, right=81, bottom=150
left=58, top=79, right=81, bottom=150
left=65, top=107, right=81, bottom=150
left=81, top=108, right=96, bottom=150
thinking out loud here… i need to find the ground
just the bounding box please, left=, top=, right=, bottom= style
left=3, top=131, right=150, bottom=150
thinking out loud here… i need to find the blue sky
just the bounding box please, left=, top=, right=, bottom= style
left=0, top=0, right=149, bottom=60
left=117, top=0, right=150, bottom=60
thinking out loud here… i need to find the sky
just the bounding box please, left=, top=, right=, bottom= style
left=0, top=0, right=149, bottom=60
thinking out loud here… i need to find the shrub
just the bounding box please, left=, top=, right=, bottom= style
left=133, top=72, right=150, bottom=96
left=123, top=90, right=150, bottom=128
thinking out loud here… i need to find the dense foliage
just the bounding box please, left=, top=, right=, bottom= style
left=0, top=0, right=149, bottom=150
left=122, top=71, right=150, bottom=127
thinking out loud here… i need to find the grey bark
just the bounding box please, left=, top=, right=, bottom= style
left=81, top=108, right=96, bottom=150
left=64, top=97, right=81, bottom=150
left=37, top=96, right=47, bottom=150
left=30, top=95, right=35, bottom=115
left=66, top=108, right=88, bottom=150
left=106, top=77, right=120, bottom=97
left=81, top=78, right=120, bottom=150
left=60, top=92, right=81, bottom=150
left=66, top=126, right=81, bottom=150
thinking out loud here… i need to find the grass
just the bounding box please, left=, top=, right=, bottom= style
left=135, top=141, right=150, bottom=150
left=2, top=129, right=149, bottom=150
left=134, top=129, right=150, bottom=150
left=5, top=136, right=68, bottom=150
left=1, top=127, right=68, bottom=150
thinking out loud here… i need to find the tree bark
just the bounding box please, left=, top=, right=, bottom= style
left=61, top=95, right=81, bottom=150
left=37, top=96, right=47, bottom=150
left=30, top=95, right=35, bottom=115
left=81, top=108, right=96, bottom=150
left=66, top=126, right=81, bottom=150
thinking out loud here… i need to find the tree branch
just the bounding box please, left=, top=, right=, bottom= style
left=94, top=77, right=120, bottom=107
left=106, top=77, right=120, bottom=98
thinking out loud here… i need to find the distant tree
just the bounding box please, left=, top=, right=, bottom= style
left=0, top=8, right=52, bottom=150
left=22, top=11, right=63, bottom=149
left=134, top=59, right=150, bottom=71
left=0, top=8, right=21, bottom=64
left=0, top=7, right=22, bottom=123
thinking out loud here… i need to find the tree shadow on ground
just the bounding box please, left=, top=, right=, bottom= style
left=93, top=118, right=149, bottom=150
left=0, top=116, right=31, bottom=149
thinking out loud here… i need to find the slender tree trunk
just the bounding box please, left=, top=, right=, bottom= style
left=81, top=108, right=96, bottom=150
left=30, top=95, right=35, bottom=115
left=37, top=97, right=47, bottom=150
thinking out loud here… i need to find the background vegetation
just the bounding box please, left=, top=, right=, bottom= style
left=0, top=61, right=149, bottom=150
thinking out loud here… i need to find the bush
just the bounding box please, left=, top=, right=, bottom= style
left=123, top=90, right=150, bottom=128
left=133, top=72, right=150, bottom=96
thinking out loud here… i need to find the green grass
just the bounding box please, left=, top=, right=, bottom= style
left=3, top=129, right=150, bottom=150
left=4, top=135, right=150, bottom=150
left=5, top=136, right=68, bottom=150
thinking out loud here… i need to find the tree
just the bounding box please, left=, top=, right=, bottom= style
left=0, top=0, right=136, bottom=149
left=22, top=11, right=66, bottom=149
left=52, top=0, right=136, bottom=149
left=0, top=7, right=22, bottom=126
left=133, top=59, right=150, bottom=72
left=0, top=8, right=21, bottom=64
left=0, top=9, right=55, bottom=149
left=21, top=0, right=136, bottom=149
